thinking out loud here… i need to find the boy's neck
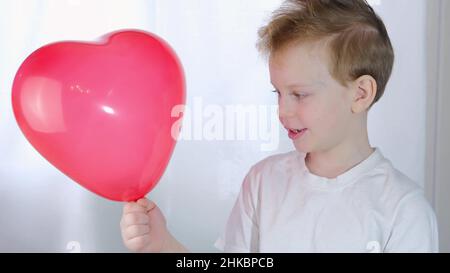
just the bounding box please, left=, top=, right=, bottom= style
left=305, top=133, right=374, bottom=180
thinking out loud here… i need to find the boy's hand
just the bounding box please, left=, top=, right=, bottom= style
left=120, top=198, right=170, bottom=252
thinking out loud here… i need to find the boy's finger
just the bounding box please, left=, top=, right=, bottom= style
left=123, top=202, right=147, bottom=214
left=137, top=198, right=156, bottom=211
left=136, top=198, right=149, bottom=207
left=125, top=225, right=150, bottom=240
left=121, top=212, right=149, bottom=228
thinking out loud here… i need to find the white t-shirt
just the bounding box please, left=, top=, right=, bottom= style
left=214, top=148, right=439, bottom=253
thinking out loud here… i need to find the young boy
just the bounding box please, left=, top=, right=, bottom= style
left=120, top=0, right=438, bottom=253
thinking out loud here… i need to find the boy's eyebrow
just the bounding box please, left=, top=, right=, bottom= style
left=287, top=83, right=313, bottom=88
left=271, top=82, right=320, bottom=89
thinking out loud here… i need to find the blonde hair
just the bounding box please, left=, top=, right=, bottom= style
left=257, top=0, right=394, bottom=106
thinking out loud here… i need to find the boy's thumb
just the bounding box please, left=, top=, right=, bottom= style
left=136, top=198, right=156, bottom=211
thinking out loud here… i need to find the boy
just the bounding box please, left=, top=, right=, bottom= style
left=120, top=0, right=438, bottom=252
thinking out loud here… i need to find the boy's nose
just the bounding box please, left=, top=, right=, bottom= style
left=278, top=100, right=295, bottom=120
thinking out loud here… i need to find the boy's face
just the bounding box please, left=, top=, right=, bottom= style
left=269, top=41, right=354, bottom=154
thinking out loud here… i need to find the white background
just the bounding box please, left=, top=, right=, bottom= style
left=0, top=0, right=432, bottom=252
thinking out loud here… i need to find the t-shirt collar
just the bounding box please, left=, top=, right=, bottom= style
left=298, top=147, right=385, bottom=190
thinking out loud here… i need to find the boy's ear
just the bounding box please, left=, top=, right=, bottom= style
left=351, top=75, right=377, bottom=113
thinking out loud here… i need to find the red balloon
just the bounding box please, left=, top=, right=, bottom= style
left=11, top=30, right=185, bottom=201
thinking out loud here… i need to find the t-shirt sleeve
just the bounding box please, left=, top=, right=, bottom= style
left=214, top=166, right=260, bottom=253
left=384, top=191, right=439, bottom=253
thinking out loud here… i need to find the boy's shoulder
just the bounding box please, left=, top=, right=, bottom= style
left=383, top=161, right=422, bottom=191
left=374, top=157, right=427, bottom=207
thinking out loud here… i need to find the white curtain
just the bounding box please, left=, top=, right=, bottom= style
left=0, top=0, right=428, bottom=252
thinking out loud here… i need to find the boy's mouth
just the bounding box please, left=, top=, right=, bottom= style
left=287, top=128, right=307, bottom=140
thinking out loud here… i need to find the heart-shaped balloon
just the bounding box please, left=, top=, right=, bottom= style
left=12, top=30, right=185, bottom=201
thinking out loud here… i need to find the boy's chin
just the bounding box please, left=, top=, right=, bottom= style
left=293, top=141, right=312, bottom=154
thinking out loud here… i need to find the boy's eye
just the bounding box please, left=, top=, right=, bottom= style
left=271, top=90, right=308, bottom=100
left=292, top=92, right=308, bottom=99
